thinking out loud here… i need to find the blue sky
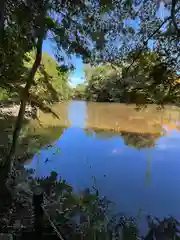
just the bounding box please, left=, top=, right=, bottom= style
left=42, top=3, right=167, bottom=87
left=43, top=40, right=85, bottom=86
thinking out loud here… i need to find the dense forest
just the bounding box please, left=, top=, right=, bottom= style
left=74, top=51, right=180, bottom=105
left=0, top=0, right=180, bottom=238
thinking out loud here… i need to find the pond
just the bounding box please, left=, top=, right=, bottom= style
left=26, top=100, right=180, bottom=229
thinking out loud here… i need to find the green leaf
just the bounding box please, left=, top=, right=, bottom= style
left=125, top=0, right=132, bottom=7
left=45, top=16, right=56, bottom=30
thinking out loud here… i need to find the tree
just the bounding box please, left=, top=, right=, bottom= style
left=0, top=0, right=45, bottom=175
left=90, top=0, right=180, bottom=105
left=121, top=50, right=178, bottom=105
left=6, top=0, right=46, bottom=168
left=25, top=51, right=71, bottom=103
left=0, top=0, right=102, bottom=167
left=84, top=49, right=178, bottom=104
left=0, top=0, right=5, bottom=43
left=72, top=83, right=86, bottom=100
left=85, top=63, right=121, bottom=102
left=2, top=0, right=180, bottom=170
left=3, top=0, right=139, bottom=169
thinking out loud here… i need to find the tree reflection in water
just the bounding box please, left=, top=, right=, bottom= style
left=84, top=129, right=162, bottom=195
left=121, top=132, right=161, bottom=150
left=84, top=128, right=161, bottom=150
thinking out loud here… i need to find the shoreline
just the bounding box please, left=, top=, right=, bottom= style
left=0, top=103, right=37, bottom=120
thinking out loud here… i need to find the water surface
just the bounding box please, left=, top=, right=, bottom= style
left=26, top=100, right=180, bottom=224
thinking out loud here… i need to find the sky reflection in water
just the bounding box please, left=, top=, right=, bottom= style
left=26, top=101, right=180, bottom=221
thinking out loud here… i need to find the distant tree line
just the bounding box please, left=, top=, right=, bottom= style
left=74, top=50, right=180, bottom=105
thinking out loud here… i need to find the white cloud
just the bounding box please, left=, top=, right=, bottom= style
left=69, top=76, right=85, bottom=87
left=156, top=131, right=180, bottom=150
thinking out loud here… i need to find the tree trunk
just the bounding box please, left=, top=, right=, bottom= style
left=4, top=30, right=44, bottom=172
left=33, top=189, right=44, bottom=240
left=0, top=0, right=5, bottom=44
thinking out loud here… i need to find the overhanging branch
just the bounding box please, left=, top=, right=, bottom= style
left=125, top=16, right=171, bottom=74
left=125, top=4, right=180, bottom=75
left=171, top=0, right=180, bottom=35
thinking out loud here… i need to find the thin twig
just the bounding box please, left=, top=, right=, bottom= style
left=125, top=16, right=171, bottom=74
left=125, top=4, right=180, bottom=75
left=42, top=205, right=65, bottom=240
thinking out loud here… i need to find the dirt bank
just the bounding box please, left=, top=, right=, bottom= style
left=0, top=103, right=37, bottom=119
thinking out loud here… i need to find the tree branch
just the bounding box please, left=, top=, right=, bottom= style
left=125, top=16, right=171, bottom=75
left=5, top=28, right=44, bottom=170
left=171, top=0, right=180, bottom=35
left=125, top=4, right=180, bottom=75
left=42, top=205, right=65, bottom=240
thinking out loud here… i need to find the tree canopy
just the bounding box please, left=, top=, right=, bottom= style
left=0, top=51, right=71, bottom=102
left=72, top=83, right=87, bottom=100
left=84, top=50, right=179, bottom=104
left=26, top=51, right=71, bottom=103
left=0, top=0, right=180, bottom=168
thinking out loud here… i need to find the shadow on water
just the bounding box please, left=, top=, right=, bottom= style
left=0, top=111, right=67, bottom=162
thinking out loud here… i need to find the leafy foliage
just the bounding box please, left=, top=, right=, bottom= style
left=25, top=51, right=71, bottom=103
left=85, top=63, right=121, bottom=102
left=84, top=50, right=179, bottom=104
left=4, top=165, right=180, bottom=239
left=0, top=51, right=71, bottom=103
left=0, top=0, right=40, bottom=86
left=0, top=87, right=10, bottom=101
left=72, top=84, right=87, bottom=100
left=1, top=2, right=180, bottom=233
left=0, top=0, right=137, bottom=166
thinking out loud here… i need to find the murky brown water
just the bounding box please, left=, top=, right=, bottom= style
left=31, top=100, right=180, bottom=135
